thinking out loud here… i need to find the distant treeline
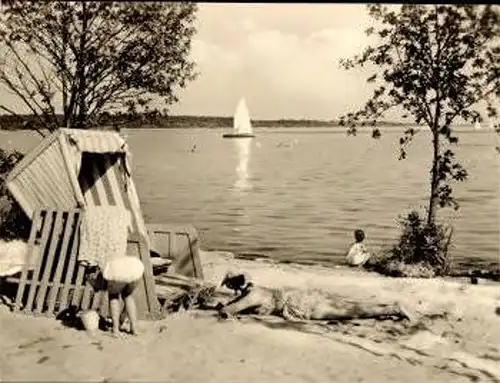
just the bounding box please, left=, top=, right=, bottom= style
left=0, top=113, right=412, bottom=131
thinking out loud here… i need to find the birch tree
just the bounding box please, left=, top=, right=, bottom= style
left=340, top=5, right=500, bottom=226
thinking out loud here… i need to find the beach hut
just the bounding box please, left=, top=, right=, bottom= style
left=5, top=128, right=161, bottom=319
left=6, top=128, right=147, bottom=238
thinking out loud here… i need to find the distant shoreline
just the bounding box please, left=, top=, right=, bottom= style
left=0, top=114, right=416, bottom=130
left=0, top=114, right=480, bottom=131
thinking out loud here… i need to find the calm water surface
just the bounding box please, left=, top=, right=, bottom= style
left=2, top=127, right=499, bottom=270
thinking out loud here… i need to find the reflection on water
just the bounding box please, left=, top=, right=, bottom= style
left=233, top=138, right=252, bottom=191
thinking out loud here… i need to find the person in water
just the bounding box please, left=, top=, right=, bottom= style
left=217, top=272, right=413, bottom=322
left=346, top=229, right=372, bottom=267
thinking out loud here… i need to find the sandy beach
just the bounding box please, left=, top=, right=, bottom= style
left=1, top=250, right=500, bottom=382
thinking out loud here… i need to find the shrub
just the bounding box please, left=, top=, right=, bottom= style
left=0, top=148, right=30, bottom=240
left=367, top=210, right=453, bottom=278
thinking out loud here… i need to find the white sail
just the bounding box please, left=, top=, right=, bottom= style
left=474, top=121, right=482, bottom=130
left=233, top=98, right=253, bottom=135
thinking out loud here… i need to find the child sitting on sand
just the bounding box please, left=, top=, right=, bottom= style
left=346, top=229, right=372, bottom=267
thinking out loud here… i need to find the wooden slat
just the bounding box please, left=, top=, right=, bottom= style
left=126, top=171, right=148, bottom=236
left=13, top=211, right=45, bottom=312
left=46, top=211, right=79, bottom=313
left=24, top=210, right=56, bottom=313
left=58, top=213, right=83, bottom=311
left=70, top=265, right=87, bottom=307
left=58, top=133, right=86, bottom=207
left=169, top=232, right=177, bottom=258
left=34, top=211, right=66, bottom=314
left=13, top=279, right=86, bottom=291
left=129, top=233, right=162, bottom=320
left=187, top=234, right=204, bottom=279
left=80, top=283, right=93, bottom=310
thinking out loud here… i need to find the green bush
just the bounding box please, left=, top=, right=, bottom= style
left=367, top=210, right=453, bottom=278
left=0, top=148, right=30, bottom=240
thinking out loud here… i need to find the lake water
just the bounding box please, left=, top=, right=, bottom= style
left=1, top=127, right=499, bottom=270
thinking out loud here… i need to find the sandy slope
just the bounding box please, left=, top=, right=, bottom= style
left=1, top=250, right=499, bottom=382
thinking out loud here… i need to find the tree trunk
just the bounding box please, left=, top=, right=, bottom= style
left=427, top=130, right=440, bottom=226
left=76, top=1, right=88, bottom=129
left=61, top=17, right=69, bottom=129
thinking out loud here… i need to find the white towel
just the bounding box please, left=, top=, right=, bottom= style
left=78, top=206, right=132, bottom=270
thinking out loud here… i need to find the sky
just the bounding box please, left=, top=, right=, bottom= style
left=0, top=3, right=387, bottom=121
left=168, top=3, right=378, bottom=120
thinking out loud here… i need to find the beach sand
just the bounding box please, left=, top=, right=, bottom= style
left=1, top=250, right=499, bottom=382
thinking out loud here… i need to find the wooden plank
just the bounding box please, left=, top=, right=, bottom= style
left=58, top=213, right=83, bottom=312
left=187, top=233, right=204, bottom=279
left=126, top=173, right=149, bottom=237
left=24, top=210, right=56, bottom=313
left=146, top=223, right=190, bottom=235
left=11, top=279, right=86, bottom=291
left=13, top=210, right=44, bottom=312
left=80, top=283, right=93, bottom=310
left=130, top=233, right=162, bottom=320
left=46, top=211, right=78, bottom=314
left=71, top=264, right=87, bottom=307
left=168, top=232, right=176, bottom=258
left=34, top=211, right=66, bottom=314
left=58, top=133, right=86, bottom=207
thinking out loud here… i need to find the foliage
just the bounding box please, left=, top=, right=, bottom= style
left=0, top=148, right=30, bottom=240
left=367, top=210, right=453, bottom=277
left=0, top=1, right=198, bottom=134
left=339, top=5, right=500, bottom=226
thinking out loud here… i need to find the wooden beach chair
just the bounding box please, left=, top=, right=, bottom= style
left=9, top=209, right=162, bottom=320
left=147, top=223, right=204, bottom=279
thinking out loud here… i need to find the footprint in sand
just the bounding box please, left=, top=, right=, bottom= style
left=37, top=356, right=50, bottom=364
left=18, top=336, right=55, bottom=350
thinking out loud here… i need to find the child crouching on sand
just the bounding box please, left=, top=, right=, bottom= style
left=346, top=229, right=372, bottom=267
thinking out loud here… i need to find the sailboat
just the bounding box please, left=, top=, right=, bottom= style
left=223, top=98, right=255, bottom=138
left=474, top=121, right=482, bottom=130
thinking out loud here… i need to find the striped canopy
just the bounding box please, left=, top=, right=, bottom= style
left=6, top=128, right=147, bottom=239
